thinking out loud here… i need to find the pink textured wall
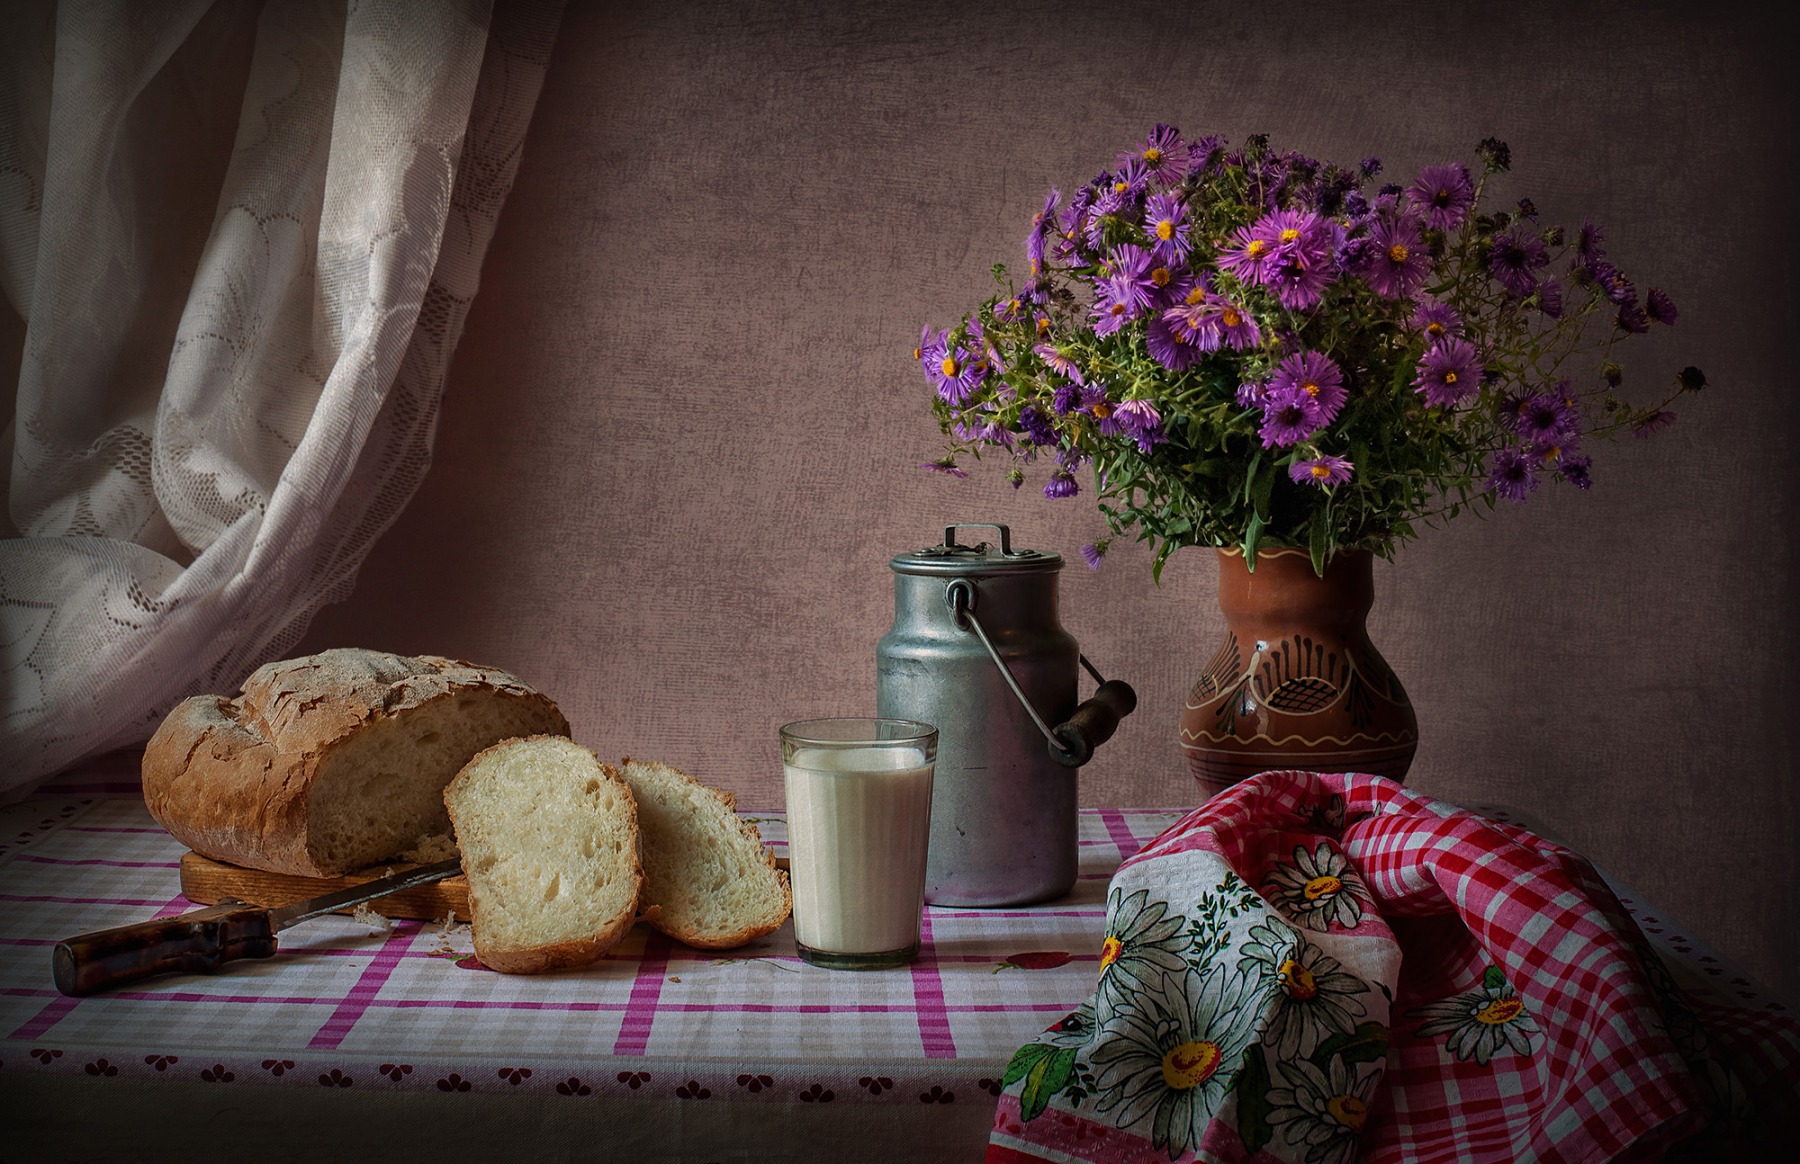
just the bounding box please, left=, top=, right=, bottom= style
left=300, top=0, right=1798, bottom=997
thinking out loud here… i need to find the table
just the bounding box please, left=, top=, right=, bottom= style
left=3, top=755, right=1791, bottom=1163
left=0, top=752, right=1185, bottom=1163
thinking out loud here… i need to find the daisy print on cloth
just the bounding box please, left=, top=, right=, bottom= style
left=987, top=772, right=1800, bottom=1164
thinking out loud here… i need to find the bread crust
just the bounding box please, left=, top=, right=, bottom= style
left=141, top=649, right=568, bottom=876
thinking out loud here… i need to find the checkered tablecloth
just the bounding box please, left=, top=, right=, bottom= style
left=3, top=759, right=1793, bottom=1163
left=0, top=754, right=1184, bottom=1161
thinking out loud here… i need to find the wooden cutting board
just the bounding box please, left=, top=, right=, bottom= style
left=179, top=851, right=470, bottom=922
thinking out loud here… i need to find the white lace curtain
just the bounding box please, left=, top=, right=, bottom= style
left=0, top=0, right=561, bottom=799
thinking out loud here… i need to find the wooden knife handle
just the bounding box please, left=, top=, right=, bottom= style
left=53, top=902, right=277, bottom=997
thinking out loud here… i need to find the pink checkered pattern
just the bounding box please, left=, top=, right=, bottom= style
left=988, top=772, right=1800, bottom=1163
left=0, top=763, right=1186, bottom=1151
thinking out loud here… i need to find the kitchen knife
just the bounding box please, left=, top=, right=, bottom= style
left=52, top=857, right=464, bottom=997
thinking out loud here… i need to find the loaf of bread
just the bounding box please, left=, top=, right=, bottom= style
left=142, top=648, right=569, bottom=877
left=618, top=758, right=791, bottom=949
left=444, top=736, right=644, bottom=973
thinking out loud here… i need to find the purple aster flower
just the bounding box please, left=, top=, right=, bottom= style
left=921, top=329, right=988, bottom=405
left=1537, top=276, right=1564, bottom=319
left=1018, top=404, right=1058, bottom=447
left=1487, top=447, right=1538, bottom=503
left=1412, top=301, right=1461, bottom=341
left=1289, top=455, right=1354, bottom=487
left=1043, top=469, right=1079, bottom=499
left=1495, top=391, right=1529, bottom=433
left=1516, top=391, right=1578, bottom=444
left=1646, top=288, right=1678, bottom=325
left=1406, top=163, right=1474, bottom=231
left=1269, top=349, right=1347, bottom=426
left=1033, top=343, right=1086, bottom=385
left=1558, top=454, right=1593, bottom=490
left=1262, top=208, right=1327, bottom=260
left=1121, top=124, right=1187, bottom=182
left=1592, top=261, right=1636, bottom=306
left=1633, top=410, right=1676, bottom=438
left=1090, top=245, right=1158, bottom=335
left=1236, top=380, right=1267, bottom=408
left=1145, top=315, right=1198, bottom=371
left=1364, top=214, right=1430, bottom=299
left=1217, top=222, right=1279, bottom=285
left=914, top=325, right=937, bottom=367
left=1113, top=398, right=1165, bottom=452
left=1143, top=191, right=1190, bottom=263
left=1616, top=302, right=1650, bottom=334
left=1052, top=382, right=1081, bottom=414
left=1111, top=159, right=1152, bottom=198
left=1360, top=156, right=1383, bottom=177
left=1413, top=338, right=1482, bottom=407
left=1259, top=386, right=1322, bottom=448
left=1488, top=224, right=1549, bottom=297
left=1031, top=187, right=1062, bottom=235
left=1164, top=298, right=1261, bottom=353
left=1079, top=538, right=1110, bottom=569
left=921, top=456, right=968, bottom=478
left=1266, top=250, right=1332, bottom=310
left=1577, top=219, right=1606, bottom=265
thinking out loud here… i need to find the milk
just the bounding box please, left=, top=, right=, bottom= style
left=783, top=744, right=935, bottom=955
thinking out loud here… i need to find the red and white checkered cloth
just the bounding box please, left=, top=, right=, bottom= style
left=987, top=772, right=1800, bottom=1163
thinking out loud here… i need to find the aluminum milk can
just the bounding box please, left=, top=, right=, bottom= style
left=876, top=524, right=1135, bottom=907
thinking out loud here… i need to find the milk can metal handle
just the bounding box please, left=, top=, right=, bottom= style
left=946, top=579, right=1137, bottom=769
left=943, top=523, right=1013, bottom=554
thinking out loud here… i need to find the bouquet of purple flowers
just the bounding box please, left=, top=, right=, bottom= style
left=918, top=127, right=1705, bottom=577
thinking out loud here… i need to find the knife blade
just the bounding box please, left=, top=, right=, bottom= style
left=52, top=858, right=464, bottom=997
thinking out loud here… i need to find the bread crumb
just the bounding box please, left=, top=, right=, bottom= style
left=351, top=903, right=394, bottom=934
left=667, top=976, right=680, bottom=983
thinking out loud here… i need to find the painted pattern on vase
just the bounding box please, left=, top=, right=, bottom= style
left=1180, top=546, right=1417, bottom=800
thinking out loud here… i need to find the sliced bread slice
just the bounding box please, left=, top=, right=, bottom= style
left=444, top=736, right=643, bottom=973
left=618, top=758, right=791, bottom=949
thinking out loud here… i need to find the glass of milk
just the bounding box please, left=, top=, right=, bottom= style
left=779, top=718, right=938, bottom=970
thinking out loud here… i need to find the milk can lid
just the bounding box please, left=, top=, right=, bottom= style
left=889, top=523, right=1063, bottom=576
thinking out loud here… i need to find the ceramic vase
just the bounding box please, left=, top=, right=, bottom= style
left=1179, top=546, right=1417, bottom=800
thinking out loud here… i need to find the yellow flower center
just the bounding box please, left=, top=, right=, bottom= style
left=1327, top=1094, right=1369, bottom=1131
left=1303, top=875, right=1342, bottom=901
left=1156, top=220, right=1175, bottom=241
left=1151, top=267, right=1172, bottom=287
left=1444, top=371, right=1458, bottom=384
left=1246, top=239, right=1268, bottom=258
left=1099, top=935, right=1123, bottom=968
left=1280, top=228, right=1300, bottom=243
left=1543, top=444, right=1561, bottom=461
left=1426, top=322, right=1445, bottom=336
left=913, top=346, right=923, bottom=361
left=1476, top=997, right=1525, bottom=1025
left=1108, top=302, right=1127, bottom=317
left=1300, top=379, right=1321, bottom=397
left=1114, top=181, right=1129, bottom=194
left=1221, top=308, right=1241, bottom=327
left=1144, top=147, right=1164, bottom=164
left=1091, top=403, right=1112, bottom=420
left=1160, top=1040, right=1222, bottom=1090
left=1388, top=243, right=1409, bottom=263
left=1036, top=318, right=1050, bottom=333
left=1308, top=464, right=1333, bottom=481
left=940, top=357, right=959, bottom=377
left=1279, top=957, right=1319, bottom=998
left=1186, top=286, right=1207, bottom=305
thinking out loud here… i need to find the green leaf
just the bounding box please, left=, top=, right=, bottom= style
left=1483, top=965, right=1506, bottom=991
left=1017, top=1046, right=1078, bottom=1122
left=1249, top=459, right=1275, bottom=521
left=1311, top=1020, right=1390, bottom=1069
left=1308, top=510, right=1329, bottom=577
left=1001, top=1041, right=1058, bottom=1089
left=1241, top=451, right=1263, bottom=504
left=1233, top=1044, right=1276, bottom=1154
left=1241, top=512, right=1265, bottom=567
